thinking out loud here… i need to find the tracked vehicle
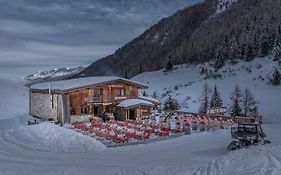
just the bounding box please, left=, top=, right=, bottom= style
left=227, top=117, right=271, bottom=150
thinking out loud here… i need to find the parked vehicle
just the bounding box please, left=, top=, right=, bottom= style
left=227, top=118, right=271, bottom=150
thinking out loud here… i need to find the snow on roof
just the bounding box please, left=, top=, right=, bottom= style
left=138, top=95, right=160, bottom=104
left=117, top=99, right=154, bottom=108
left=30, top=76, right=147, bottom=91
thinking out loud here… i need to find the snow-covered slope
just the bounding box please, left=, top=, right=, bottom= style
left=24, top=66, right=86, bottom=81
left=216, top=0, right=238, bottom=14
left=133, top=56, right=281, bottom=124
left=0, top=57, right=280, bottom=174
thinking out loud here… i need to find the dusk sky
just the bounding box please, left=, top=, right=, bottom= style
left=0, top=0, right=201, bottom=78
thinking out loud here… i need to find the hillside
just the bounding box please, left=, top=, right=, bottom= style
left=78, top=0, right=281, bottom=78
left=132, top=56, right=281, bottom=124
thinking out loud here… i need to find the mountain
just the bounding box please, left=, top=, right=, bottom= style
left=24, top=66, right=86, bottom=86
left=77, top=0, right=281, bottom=78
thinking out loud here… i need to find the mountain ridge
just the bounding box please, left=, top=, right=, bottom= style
left=78, top=0, right=281, bottom=78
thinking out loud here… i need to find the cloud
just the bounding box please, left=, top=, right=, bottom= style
left=0, top=19, right=58, bottom=34
left=0, top=41, right=118, bottom=68
left=0, top=0, right=201, bottom=78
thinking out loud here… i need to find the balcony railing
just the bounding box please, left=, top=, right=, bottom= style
left=87, top=96, right=136, bottom=103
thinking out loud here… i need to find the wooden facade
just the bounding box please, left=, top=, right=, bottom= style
left=67, top=81, right=139, bottom=118
left=29, top=78, right=158, bottom=123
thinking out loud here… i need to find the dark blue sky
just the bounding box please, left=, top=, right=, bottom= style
left=0, top=0, right=202, bottom=78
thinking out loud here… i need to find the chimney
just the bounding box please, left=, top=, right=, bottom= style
left=49, top=82, right=52, bottom=94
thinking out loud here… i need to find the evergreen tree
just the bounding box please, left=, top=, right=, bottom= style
left=142, top=91, right=148, bottom=97
left=164, top=60, right=173, bottom=72
left=199, top=82, right=210, bottom=113
left=272, top=68, right=281, bottom=85
left=272, top=46, right=281, bottom=60
left=274, top=25, right=281, bottom=48
left=152, top=91, right=158, bottom=99
left=214, top=55, right=225, bottom=70
left=163, top=95, right=180, bottom=111
left=210, top=85, right=223, bottom=108
left=243, top=88, right=258, bottom=117
left=230, top=85, right=242, bottom=116
left=138, top=65, right=143, bottom=74
left=124, top=70, right=128, bottom=79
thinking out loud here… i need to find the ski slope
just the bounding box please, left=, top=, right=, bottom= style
left=0, top=56, right=280, bottom=175
left=133, top=56, right=281, bottom=124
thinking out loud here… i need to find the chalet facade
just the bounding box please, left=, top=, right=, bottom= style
left=29, top=76, right=160, bottom=124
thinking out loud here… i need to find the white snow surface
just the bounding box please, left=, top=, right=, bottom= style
left=4, top=122, right=106, bottom=153
left=31, top=76, right=146, bottom=91
left=216, top=0, right=238, bottom=14
left=133, top=57, right=281, bottom=124
left=138, top=95, right=161, bottom=103
left=24, top=66, right=86, bottom=81
left=0, top=57, right=281, bottom=175
left=117, top=98, right=154, bottom=108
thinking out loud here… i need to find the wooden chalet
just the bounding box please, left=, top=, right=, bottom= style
left=29, top=76, right=160, bottom=124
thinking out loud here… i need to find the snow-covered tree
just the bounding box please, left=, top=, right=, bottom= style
left=163, top=95, right=180, bottom=111
left=230, top=85, right=242, bottom=116
left=199, top=82, right=210, bottom=113
left=272, top=46, right=281, bottom=60
left=243, top=88, right=258, bottom=117
left=210, top=85, right=223, bottom=108
left=272, top=68, right=281, bottom=85
left=214, top=47, right=225, bottom=70
left=152, top=91, right=158, bottom=99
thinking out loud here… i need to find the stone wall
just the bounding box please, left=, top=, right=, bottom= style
left=30, top=92, right=60, bottom=121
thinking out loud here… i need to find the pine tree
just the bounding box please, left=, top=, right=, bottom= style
left=210, top=85, right=223, bottom=108
left=214, top=55, right=225, bottom=70
left=138, top=65, right=143, bottom=74
left=152, top=91, right=158, bottom=99
left=142, top=91, right=148, bottom=97
left=163, top=95, right=180, bottom=111
left=124, top=70, right=128, bottom=79
left=230, top=85, right=242, bottom=116
left=243, top=88, right=258, bottom=117
left=199, top=82, right=209, bottom=113
left=164, top=60, right=173, bottom=72
left=272, top=46, right=281, bottom=60
left=272, top=68, right=281, bottom=85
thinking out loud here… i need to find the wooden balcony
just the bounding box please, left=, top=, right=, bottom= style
left=87, top=96, right=136, bottom=103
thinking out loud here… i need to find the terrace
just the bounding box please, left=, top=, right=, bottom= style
left=69, top=113, right=235, bottom=147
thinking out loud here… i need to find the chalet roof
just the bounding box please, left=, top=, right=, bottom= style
left=138, top=95, right=160, bottom=104
left=117, top=99, right=154, bottom=108
left=30, top=76, right=147, bottom=92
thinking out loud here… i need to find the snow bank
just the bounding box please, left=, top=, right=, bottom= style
left=193, top=124, right=281, bottom=175
left=4, top=122, right=106, bottom=153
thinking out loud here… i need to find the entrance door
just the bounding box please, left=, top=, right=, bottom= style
left=129, top=109, right=135, bottom=120
left=94, top=106, right=99, bottom=116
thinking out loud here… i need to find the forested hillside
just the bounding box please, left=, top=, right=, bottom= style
left=78, top=0, right=281, bottom=78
